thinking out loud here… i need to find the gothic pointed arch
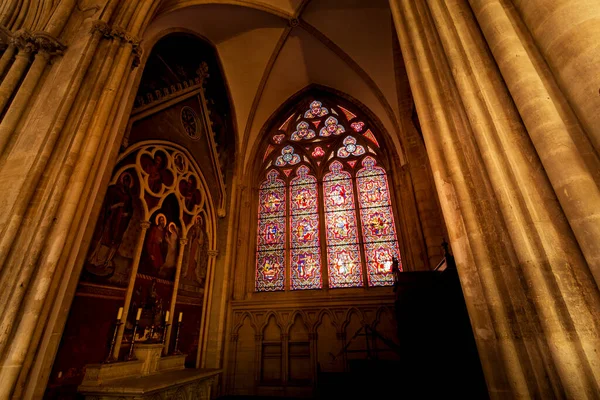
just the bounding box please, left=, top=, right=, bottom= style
left=254, top=90, right=402, bottom=291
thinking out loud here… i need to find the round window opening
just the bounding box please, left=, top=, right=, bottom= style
left=181, top=106, right=201, bottom=140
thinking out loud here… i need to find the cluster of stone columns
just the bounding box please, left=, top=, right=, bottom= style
left=0, top=1, right=163, bottom=398
left=390, top=0, right=600, bottom=398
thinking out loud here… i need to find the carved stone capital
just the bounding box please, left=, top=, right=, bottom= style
left=11, top=29, right=35, bottom=52
left=140, top=220, right=151, bottom=229
left=179, top=238, right=189, bottom=246
left=131, top=44, right=143, bottom=68
left=196, top=62, right=209, bottom=83
left=230, top=333, right=239, bottom=342
left=32, top=31, right=67, bottom=55
left=90, top=20, right=111, bottom=37
left=207, top=250, right=219, bottom=258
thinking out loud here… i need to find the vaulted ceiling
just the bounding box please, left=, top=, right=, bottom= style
left=144, top=0, right=405, bottom=172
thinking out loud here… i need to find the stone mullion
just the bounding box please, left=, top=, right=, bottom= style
left=429, top=0, right=600, bottom=397
left=317, top=179, right=328, bottom=289
left=390, top=0, right=527, bottom=397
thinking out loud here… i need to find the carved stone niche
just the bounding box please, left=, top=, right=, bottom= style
left=78, top=344, right=220, bottom=399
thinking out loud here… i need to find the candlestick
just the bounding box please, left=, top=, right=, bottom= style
left=116, top=306, right=123, bottom=320
left=148, top=325, right=155, bottom=343
left=103, top=316, right=123, bottom=363
left=178, top=312, right=183, bottom=322
left=161, top=322, right=171, bottom=354
left=165, top=311, right=170, bottom=322
left=172, top=321, right=183, bottom=355
left=127, top=319, right=139, bottom=361
left=136, top=308, right=142, bottom=321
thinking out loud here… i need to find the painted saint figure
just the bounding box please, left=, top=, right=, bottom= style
left=145, top=214, right=167, bottom=273
left=160, top=222, right=179, bottom=280
left=184, top=216, right=208, bottom=286
left=86, top=171, right=135, bottom=276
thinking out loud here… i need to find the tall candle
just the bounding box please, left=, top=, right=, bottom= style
left=136, top=308, right=142, bottom=321
left=116, top=307, right=123, bottom=320
left=165, top=311, right=170, bottom=322
left=178, top=312, right=183, bottom=322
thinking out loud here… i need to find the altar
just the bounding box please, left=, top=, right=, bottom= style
left=78, top=344, right=220, bottom=400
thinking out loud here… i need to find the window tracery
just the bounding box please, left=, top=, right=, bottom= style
left=255, top=97, right=402, bottom=291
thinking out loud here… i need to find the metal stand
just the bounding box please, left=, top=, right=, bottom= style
left=103, top=320, right=123, bottom=363
left=127, top=321, right=139, bottom=361
left=172, top=321, right=183, bottom=355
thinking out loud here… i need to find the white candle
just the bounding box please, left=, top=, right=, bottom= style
left=136, top=308, right=142, bottom=321
left=165, top=311, right=170, bottom=322
left=116, top=307, right=123, bottom=320
left=178, top=312, right=183, bottom=322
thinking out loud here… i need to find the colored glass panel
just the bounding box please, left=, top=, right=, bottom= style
left=337, top=136, right=366, bottom=158
left=363, top=129, right=380, bottom=147
left=273, top=134, right=285, bottom=144
left=351, top=121, right=364, bottom=132
left=256, top=170, right=286, bottom=291
left=319, top=116, right=345, bottom=137
left=290, top=166, right=322, bottom=290
left=304, top=100, right=329, bottom=118
left=323, top=161, right=363, bottom=288
left=357, top=157, right=401, bottom=286
left=275, top=145, right=301, bottom=166
left=337, top=105, right=357, bottom=121
left=291, top=121, right=316, bottom=141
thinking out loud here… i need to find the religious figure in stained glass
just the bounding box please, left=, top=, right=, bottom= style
left=304, top=100, right=329, bottom=118
left=290, top=166, right=322, bottom=290
left=324, top=161, right=363, bottom=288
left=357, top=157, right=401, bottom=286
left=291, top=121, right=316, bottom=141
left=320, top=116, right=345, bottom=137
left=256, top=170, right=286, bottom=291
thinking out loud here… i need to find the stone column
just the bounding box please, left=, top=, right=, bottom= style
left=198, top=249, right=218, bottom=368
left=0, top=43, right=15, bottom=77
left=112, top=220, right=150, bottom=360
left=390, top=0, right=600, bottom=397
left=469, top=0, right=600, bottom=284
left=164, top=237, right=188, bottom=355
left=511, top=0, right=600, bottom=155
left=0, top=43, right=30, bottom=114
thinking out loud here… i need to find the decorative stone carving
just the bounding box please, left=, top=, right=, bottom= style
left=32, top=31, right=67, bottom=55
left=9, top=29, right=66, bottom=55
left=207, top=250, right=219, bottom=258
left=11, top=29, right=35, bottom=52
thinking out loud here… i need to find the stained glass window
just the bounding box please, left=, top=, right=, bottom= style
left=256, top=170, right=286, bottom=291
left=357, top=157, right=401, bottom=286
left=256, top=98, right=401, bottom=292
left=290, top=166, right=322, bottom=290
left=323, top=161, right=363, bottom=288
